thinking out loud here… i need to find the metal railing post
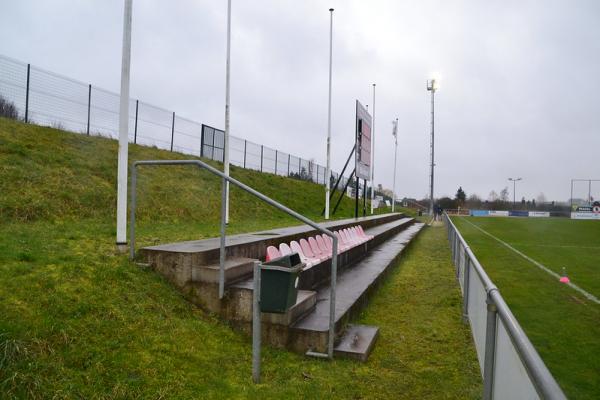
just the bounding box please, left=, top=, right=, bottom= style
left=252, top=261, right=261, bottom=383
left=86, top=84, right=91, bottom=135
left=200, top=125, right=205, bottom=157
left=462, top=256, right=470, bottom=324
left=483, top=290, right=498, bottom=400
left=275, top=150, right=278, bottom=175
left=219, top=175, right=227, bottom=298
left=25, top=64, right=30, bottom=123
left=287, top=154, right=290, bottom=176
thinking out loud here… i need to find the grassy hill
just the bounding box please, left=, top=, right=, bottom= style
left=0, top=118, right=480, bottom=399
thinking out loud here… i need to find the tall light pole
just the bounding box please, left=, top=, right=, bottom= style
left=370, top=83, right=376, bottom=214
left=116, top=0, right=133, bottom=250
left=391, top=118, right=398, bottom=213
left=508, top=177, right=522, bottom=208
left=426, top=79, right=437, bottom=216
left=324, top=8, right=334, bottom=220
left=223, top=0, right=232, bottom=224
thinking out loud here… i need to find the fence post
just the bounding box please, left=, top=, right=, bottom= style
left=275, top=150, right=278, bottom=175
left=243, top=140, right=247, bottom=168
left=298, top=157, right=302, bottom=175
left=25, top=64, right=31, bottom=123
left=200, top=125, right=205, bottom=157
left=462, top=257, right=470, bottom=324
left=483, top=292, right=498, bottom=400
left=85, top=84, right=91, bottom=135
left=134, top=100, right=139, bottom=144
left=260, top=145, right=264, bottom=172
left=212, top=127, right=216, bottom=159
left=287, top=154, right=290, bottom=176
left=170, top=112, right=175, bottom=151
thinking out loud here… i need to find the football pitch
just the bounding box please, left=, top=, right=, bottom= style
left=452, top=216, right=600, bottom=399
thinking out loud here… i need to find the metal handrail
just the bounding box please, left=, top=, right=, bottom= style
left=444, top=213, right=566, bottom=399
left=129, top=159, right=339, bottom=359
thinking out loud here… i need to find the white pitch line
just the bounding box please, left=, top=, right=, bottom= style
left=460, top=217, right=600, bottom=305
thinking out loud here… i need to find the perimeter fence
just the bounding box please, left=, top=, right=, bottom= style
left=444, top=214, right=566, bottom=400
left=0, top=53, right=359, bottom=190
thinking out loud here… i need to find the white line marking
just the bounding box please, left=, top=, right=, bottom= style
left=459, top=217, right=600, bottom=305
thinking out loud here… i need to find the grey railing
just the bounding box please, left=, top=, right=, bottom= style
left=129, top=159, right=339, bottom=359
left=444, top=213, right=566, bottom=399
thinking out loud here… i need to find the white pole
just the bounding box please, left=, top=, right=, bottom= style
left=325, top=8, right=334, bottom=220
left=116, top=0, right=133, bottom=248
left=392, top=118, right=398, bottom=213
left=370, top=83, right=376, bottom=214
left=224, top=0, right=232, bottom=224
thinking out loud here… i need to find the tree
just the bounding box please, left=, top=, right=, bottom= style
left=488, top=190, right=499, bottom=202
left=500, top=187, right=509, bottom=202
left=455, top=187, right=466, bottom=206
left=536, top=193, right=547, bottom=205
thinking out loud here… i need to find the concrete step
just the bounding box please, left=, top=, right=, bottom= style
left=289, top=223, right=425, bottom=354
left=334, top=324, right=379, bottom=362
left=192, top=257, right=256, bottom=285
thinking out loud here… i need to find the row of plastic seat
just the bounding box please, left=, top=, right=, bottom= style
left=265, top=225, right=374, bottom=268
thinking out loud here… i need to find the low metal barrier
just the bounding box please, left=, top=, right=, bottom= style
left=444, top=213, right=566, bottom=400
left=129, top=159, right=339, bottom=363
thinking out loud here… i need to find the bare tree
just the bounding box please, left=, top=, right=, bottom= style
left=500, top=186, right=509, bottom=202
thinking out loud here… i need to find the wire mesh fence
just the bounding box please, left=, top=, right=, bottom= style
left=0, top=54, right=365, bottom=192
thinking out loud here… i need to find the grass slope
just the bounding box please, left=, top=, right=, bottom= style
left=452, top=216, right=600, bottom=399
left=0, top=118, right=481, bottom=398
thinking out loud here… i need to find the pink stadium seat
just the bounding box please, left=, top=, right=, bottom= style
left=266, top=245, right=281, bottom=261
left=279, top=242, right=292, bottom=256
left=342, top=229, right=356, bottom=246
left=300, top=238, right=318, bottom=259
left=351, top=226, right=367, bottom=243
left=357, top=225, right=374, bottom=240
left=334, top=231, right=350, bottom=250
left=321, top=234, right=332, bottom=250
left=309, top=237, right=329, bottom=260
left=315, top=235, right=330, bottom=255
left=290, top=240, right=314, bottom=268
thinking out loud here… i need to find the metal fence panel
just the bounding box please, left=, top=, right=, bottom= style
left=493, top=319, right=540, bottom=399
left=0, top=54, right=354, bottom=190
left=0, top=55, right=27, bottom=117
left=467, top=264, right=487, bottom=372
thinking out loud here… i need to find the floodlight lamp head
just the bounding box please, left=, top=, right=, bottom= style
left=427, top=79, right=437, bottom=91
left=329, top=8, right=334, bottom=12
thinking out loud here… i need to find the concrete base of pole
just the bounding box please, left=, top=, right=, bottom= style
left=116, top=243, right=128, bottom=253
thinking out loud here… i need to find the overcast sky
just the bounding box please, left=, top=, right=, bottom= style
left=1, top=0, right=599, bottom=201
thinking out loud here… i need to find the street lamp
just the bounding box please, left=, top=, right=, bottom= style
left=426, top=79, right=438, bottom=216
left=508, top=177, right=522, bottom=208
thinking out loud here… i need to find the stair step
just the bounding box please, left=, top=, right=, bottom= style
left=192, top=257, right=257, bottom=284
left=334, top=324, right=379, bottom=362
left=291, top=223, right=424, bottom=345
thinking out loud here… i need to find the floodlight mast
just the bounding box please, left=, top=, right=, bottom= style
left=370, top=83, right=376, bottom=214
left=392, top=118, right=398, bottom=213
left=116, top=0, right=133, bottom=249
left=508, top=177, right=523, bottom=207
left=426, top=79, right=437, bottom=216
left=325, top=8, right=334, bottom=220
left=223, top=0, right=232, bottom=224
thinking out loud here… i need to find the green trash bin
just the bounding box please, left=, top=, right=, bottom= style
left=260, top=253, right=303, bottom=313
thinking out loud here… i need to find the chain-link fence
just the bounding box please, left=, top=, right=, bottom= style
left=0, top=53, right=361, bottom=191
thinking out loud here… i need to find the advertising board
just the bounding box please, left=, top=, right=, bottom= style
left=355, top=100, right=372, bottom=181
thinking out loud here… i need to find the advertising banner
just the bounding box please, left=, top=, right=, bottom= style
left=470, top=210, right=490, bottom=217
left=355, top=100, right=372, bottom=180
left=489, top=211, right=509, bottom=217
left=529, top=211, right=550, bottom=218
left=571, top=201, right=600, bottom=220
left=509, top=210, right=529, bottom=217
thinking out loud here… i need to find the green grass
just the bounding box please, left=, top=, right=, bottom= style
left=452, top=216, right=600, bottom=399
left=0, top=118, right=481, bottom=398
